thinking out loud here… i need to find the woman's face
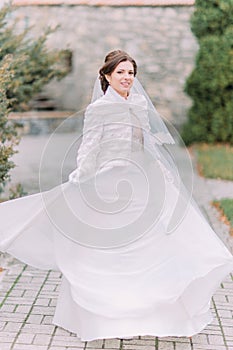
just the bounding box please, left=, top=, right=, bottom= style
left=106, top=60, right=135, bottom=98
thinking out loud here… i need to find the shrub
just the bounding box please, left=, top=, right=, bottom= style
left=0, top=55, right=18, bottom=195
left=0, top=4, right=69, bottom=196
left=181, top=0, right=233, bottom=145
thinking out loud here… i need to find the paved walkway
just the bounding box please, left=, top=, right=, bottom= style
left=0, top=134, right=233, bottom=350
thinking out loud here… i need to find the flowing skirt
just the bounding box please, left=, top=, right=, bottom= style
left=0, top=154, right=233, bottom=341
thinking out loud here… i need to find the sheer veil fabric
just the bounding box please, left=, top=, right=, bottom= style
left=0, top=77, right=233, bottom=341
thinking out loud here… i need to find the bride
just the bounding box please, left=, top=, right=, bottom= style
left=0, top=50, right=233, bottom=341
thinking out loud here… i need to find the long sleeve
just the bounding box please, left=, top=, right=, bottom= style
left=69, top=104, right=104, bottom=183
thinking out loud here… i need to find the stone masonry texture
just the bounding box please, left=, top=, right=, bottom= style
left=12, top=1, right=195, bottom=6
left=10, top=4, right=198, bottom=125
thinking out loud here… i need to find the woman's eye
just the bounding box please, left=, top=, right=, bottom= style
left=116, top=71, right=134, bottom=75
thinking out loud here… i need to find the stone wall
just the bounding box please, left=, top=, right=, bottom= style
left=12, top=0, right=195, bottom=5
left=11, top=5, right=198, bottom=125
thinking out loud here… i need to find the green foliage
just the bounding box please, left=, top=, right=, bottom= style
left=0, top=4, right=69, bottom=196
left=9, top=183, right=28, bottom=199
left=0, top=4, right=68, bottom=111
left=217, top=199, right=233, bottom=228
left=181, top=0, right=233, bottom=145
left=0, top=55, right=19, bottom=194
left=191, top=0, right=233, bottom=38
left=212, top=198, right=233, bottom=234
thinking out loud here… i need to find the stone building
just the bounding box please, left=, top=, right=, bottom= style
left=8, top=0, right=197, bottom=126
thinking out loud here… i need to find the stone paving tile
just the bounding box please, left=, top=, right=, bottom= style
left=15, top=332, right=35, bottom=344
left=50, top=334, right=85, bottom=347
left=104, top=338, right=121, bottom=348
left=192, top=346, right=228, bottom=350
left=175, top=343, right=192, bottom=350
left=157, top=341, right=174, bottom=350
left=12, top=346, right=48, bottom=350
left=122, top=345, right=155, bottom=350
left=1, top=344, right=12, bottom=350
left=42, top=315, right=54, bottom=325
left=86, top=339, right=105, bottom=348
left=33, top=334, right=52, bottom=346
left=0, top=243, right=232, bottom=350
left=0, top=332, right=18, bottom=343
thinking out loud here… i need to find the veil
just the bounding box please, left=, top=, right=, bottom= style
left=38, top=75, right=206, bottom=249
left=89, top=76, right=203, bottom=238
left=91, top=77, right=175, bottom=145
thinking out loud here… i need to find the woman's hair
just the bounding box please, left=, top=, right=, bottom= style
left=99, top=50, right=137, bottom=93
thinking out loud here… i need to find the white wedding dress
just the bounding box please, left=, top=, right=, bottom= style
left=0, top=86, right=233, bottom=341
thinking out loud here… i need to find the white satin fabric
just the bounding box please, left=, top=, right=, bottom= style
left=0, top=86, right=233, bottom=341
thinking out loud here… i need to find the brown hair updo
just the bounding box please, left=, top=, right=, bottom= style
left=99, top=50, right=137, bottom=93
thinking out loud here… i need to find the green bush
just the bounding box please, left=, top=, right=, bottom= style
left=0, top=4, right=69, bottom=196
left=0, top=55, right=18, bottom=195
left=181, top=0, right=233, bottom=145
left=0, top=4, right=68, bottom=111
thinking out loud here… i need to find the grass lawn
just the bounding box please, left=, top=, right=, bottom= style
left=191, top=143, right=233, bottom=235
left=191, top=143, right=233, bottom=181
left=212, top=199, right=233, bottom=236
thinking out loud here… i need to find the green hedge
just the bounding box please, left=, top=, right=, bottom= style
left=181, top=0, right=233, bottom=145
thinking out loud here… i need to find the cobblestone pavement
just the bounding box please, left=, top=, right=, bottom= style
left=0, top=135, right=233, bottom=350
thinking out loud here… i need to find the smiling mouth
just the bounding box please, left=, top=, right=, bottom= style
left=121, top=82, right=130, bottom=87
